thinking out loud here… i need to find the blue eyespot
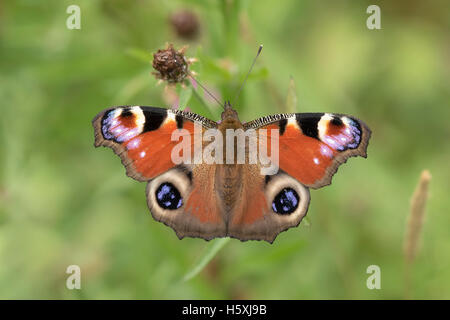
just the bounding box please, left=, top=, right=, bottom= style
left=272, top=188, right=299, bottom=215
left=155, top=183, right=183, bottom=210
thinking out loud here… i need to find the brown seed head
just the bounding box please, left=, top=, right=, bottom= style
left=152, top=44, right=190, bottom=83
left=170, top=10, right=199, bottom=39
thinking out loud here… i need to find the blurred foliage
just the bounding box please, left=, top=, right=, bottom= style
left=0, top=0, right=449, bottom=299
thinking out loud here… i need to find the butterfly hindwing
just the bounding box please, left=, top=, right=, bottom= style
left=226, top=165, right=311, bottom=243
left=146, top=164, right=227, bottom=240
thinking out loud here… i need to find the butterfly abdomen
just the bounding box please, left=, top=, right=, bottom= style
left=216, top=164, right=243, bottom=214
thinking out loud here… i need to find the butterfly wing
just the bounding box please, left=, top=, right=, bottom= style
left=92, top=106, right=227, bottom=239
left=146, top=163, right=227, bottom=240
left=244, top=112, right=371, bottom=188
left=226, top=164, right=311, bottom=243
left=93, top=106, right=216, bottom=181
left=226, top=112, right=371, bottom=242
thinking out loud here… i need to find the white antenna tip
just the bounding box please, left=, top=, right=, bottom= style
left=257, top=45, right=263, bottom=55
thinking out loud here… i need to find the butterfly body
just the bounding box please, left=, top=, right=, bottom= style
left=93, top=103, right=370, bottom=243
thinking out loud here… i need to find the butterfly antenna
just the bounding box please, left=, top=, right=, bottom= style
left=233, top=44, right=263, bottom=104
left=187, top=73, right=224, bottom=109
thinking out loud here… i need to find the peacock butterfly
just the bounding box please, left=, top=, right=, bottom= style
left=92, top=100, right=371, bottom=243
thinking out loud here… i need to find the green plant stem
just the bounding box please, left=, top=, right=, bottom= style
left=182, top=238, right=231, bottom=282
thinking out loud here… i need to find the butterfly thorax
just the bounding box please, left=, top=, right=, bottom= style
left=217, top=102, right=244, bottom=216
left=218, top=101, right=243, bottom=161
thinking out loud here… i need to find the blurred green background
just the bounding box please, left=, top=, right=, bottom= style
left=1, top=0, right=449, bottom=299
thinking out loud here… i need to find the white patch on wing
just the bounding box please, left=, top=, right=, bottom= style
left=165, top=110, right=177, bottom=125
left=320, top=145, right=333, bottom=158
left=109, top=108, right=122, bottom=122
left=341, top=116, right=352, bottom=129
left=115, top=108, right=123, bottom=116
left=287, top=116, right=299, bottom=129
left=130, top=106, right=145, bottom=133
left=317, top=113, right=333, bottom=141
left=128, top=137, right=141, bottom=149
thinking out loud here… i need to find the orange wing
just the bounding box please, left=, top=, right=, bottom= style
left=245, top=112, right=371, bottom=189
left=93, top=106, right=216, bottom=181
left=224, top=112, right=371, bottom=242
left=93, top=106, right=226, bottom=237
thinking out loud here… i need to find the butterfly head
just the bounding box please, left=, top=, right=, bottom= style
left=221, top=100, right=240, bottom=124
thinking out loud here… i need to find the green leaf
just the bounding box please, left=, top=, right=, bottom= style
left=178, top=86, right=193, bottom=110
left=182, top=238, right=231, bottom=282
